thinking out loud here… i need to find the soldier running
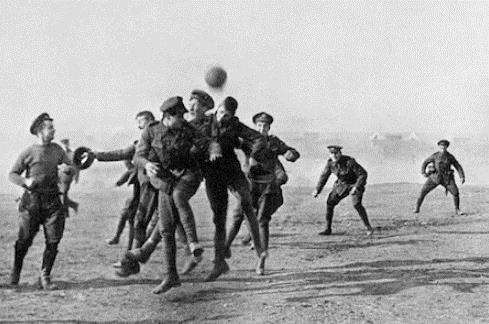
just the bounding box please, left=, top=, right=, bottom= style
left=414, top=139, right=465, bottom=215
left=201, top=97, right=267, bottom=281
left=312, top=145, right=374, bottom=236
left=225, top=112, right=300, bottom=275
left=8, top=113, right=71, bottom=290
left=116, top=90, right=214, bottom=277
left=134, top=96, right=207, bottom=294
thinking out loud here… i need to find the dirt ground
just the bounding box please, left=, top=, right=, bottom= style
left=1, top=183, right=489, bottom=323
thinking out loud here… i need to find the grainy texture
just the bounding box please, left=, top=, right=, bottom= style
left=1, top=183, right=489, bottom=322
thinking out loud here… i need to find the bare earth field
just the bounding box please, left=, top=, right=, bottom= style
left=1, top=183, right=489, bottom=323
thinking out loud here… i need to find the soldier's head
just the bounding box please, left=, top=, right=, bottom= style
left=60, top=138, right=70, bottom=150
left=252, top=112, right=273, bottom=136
left=30, top=113, right=55, bottom=143
left=216, top=96, right=238, bottom=123
left=188, top=90, right=214, bottom=121
left=160, top=96, right=186, bottom=128
left=135, top=111, right=155, bottom=130
left=437, top=139, right=450, bottom=153
left=327, top=145, right=343, bottom=162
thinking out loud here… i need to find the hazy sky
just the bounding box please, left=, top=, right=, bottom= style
left=0, top=1, right=488, bottom=138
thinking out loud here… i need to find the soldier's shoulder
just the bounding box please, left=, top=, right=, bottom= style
left=50, top=142, right=65, bottom=152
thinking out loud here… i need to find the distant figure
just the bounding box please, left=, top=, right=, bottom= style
left=312, top=145, right=374, bottom=236
left=414, top=139, right=465, bottom=215
left=58, top=138, right=80, bottom=216
left=8, top=113, right=71, bottom=290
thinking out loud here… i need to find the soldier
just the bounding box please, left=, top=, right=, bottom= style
left=134, top=96, right=207, bottom=294
left=202, top=97, right=267, bottom=281
left=225, top=112, right=300, bottom=275
left=93, top=111, right=155, bottom=250
left=414, top=139, right=465, bottom=215
left=312, top=145, right=374, bottom=236
left=8, top=113, right=71, bottom=290
left=58, top=138, right=80, bottom=215
left=116, top=90, right=214, bottom=277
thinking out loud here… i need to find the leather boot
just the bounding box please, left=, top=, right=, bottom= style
left=10, top=241, right=28, bottom=286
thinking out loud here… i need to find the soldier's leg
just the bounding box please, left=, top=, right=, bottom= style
left=10, top=192, right=41, bottom=285
left=414, top=178, right=438, bottom=213
left=39, top=195, right=66, bottom=290
left=228, top=175, right=263, bottom=258
left=152, top=192, right=181, bottom=294
left=172, top=171, right=202, bottom=256
left=351, top=189, right=373, bottom=233
left=133, top=183, right=158, bottom=248
left=224, top=200, right=245, bottom=257
left=321, top=187, right=345, bottom=235
left=204, top=177, right=230, bottom=282
left=106, top=198, right=131, bottom=245
left=145, top=208, right=159, bottom=240
left=446, top=180, right=461, bottom=213
left=125, top=182, right=141, bottom=250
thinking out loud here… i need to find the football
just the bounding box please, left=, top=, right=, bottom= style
left=205, top=65, right=227, bottom=89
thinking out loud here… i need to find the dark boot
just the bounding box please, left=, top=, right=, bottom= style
left=115, top=251, right=140, bottom=277
left=355, top=204, right=373, bottom=234
left=106, top=213, right=128, bottom=245
left=320, top=205, right=334, bottom=235
left=204, top=260, right=230, bottom=282
left=39, top=244, right=58, bottom=290
left=152, top=233, right=180, bottom=294
left=10, top=241, right=28, bottom=286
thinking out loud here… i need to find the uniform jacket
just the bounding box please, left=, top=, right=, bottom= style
left=199, top=116, right=266, bottom=175
left=95, top=140, right=143, bottom=185
left=315, top=155, right=367, bottom=194
left=421, top=151, right=464, bottom=185
left=134, top=120, right=208, bottom=177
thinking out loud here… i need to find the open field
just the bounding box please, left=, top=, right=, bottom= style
left=1, top=183, right=489, bottom=322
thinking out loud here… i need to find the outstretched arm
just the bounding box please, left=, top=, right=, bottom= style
left=313, top=162, right=332, bottom=196
left=421, top=155, right=435, bottom=177
left=450, top=154, right=465, bottom=183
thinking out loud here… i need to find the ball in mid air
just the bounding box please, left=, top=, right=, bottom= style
left=205, top=66, right=227, bottom=89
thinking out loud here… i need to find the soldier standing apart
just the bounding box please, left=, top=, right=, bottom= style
left=202, top=97, right=267, bottom=281
left=135, top=96, right=207, bottom=294
left=8, top=113, right=71, bottom=290
left=225, top=112, right=300, bottom=275
left=93, top=111, right=155, bottom=250
left=414, top=139, right=465, bottom=215
left=312, top=146, right=374, bottom=236
left=58, top=138, right=80, bottom=215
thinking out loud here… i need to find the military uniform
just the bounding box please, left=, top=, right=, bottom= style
left=315, top=146, right=373, bottom=235
left=415, top=141, right=465, bottom=213
left=226, top=113, right=300, bottom=268
left=95, top=142, right=141, bottom=249
left=8, top=113, right=70, bottom=289
left=58, top=143, right=80, bottom=216
left=199, top=100, right=267, bottom=280
left=134, top=96, right=207, bottom=293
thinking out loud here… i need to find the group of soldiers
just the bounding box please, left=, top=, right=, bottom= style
left=6, top=89, right=466, bottom=294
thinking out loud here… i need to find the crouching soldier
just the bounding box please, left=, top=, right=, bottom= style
left=414, top=139, right=465, bottom=215
left=225, top=112, right=300, bottom=275
left=134, top=96, right=207, bottom=294
left=8, top=113, right=71, bottom=290
left=312, top=145, right=374, bottom=236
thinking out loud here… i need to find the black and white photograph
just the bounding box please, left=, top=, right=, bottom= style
left=0, top=1, right=488, bottom=322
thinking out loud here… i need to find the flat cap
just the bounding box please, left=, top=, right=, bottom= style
left=437, top=139, right=450, bottom=147
left=252, top=112, right=274, bottom=125
left=160, top=96, right=187, bottom=116
left=30, top=113, right=53, bottom=135
left=60, top=138, right=70, bottom=144
left=327, top=145, right=343, bottom=153
left=222, top=96, right=238, bottom=115
left=190, top=89, right=214, bottom=110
